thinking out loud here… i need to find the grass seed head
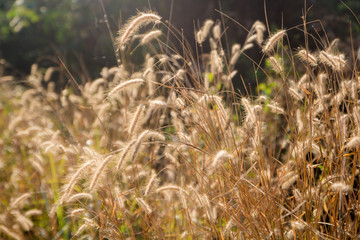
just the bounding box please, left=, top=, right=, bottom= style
left=262, top=30, right=286, bottom=53
left=107, top=79, right=144, bottom=99
left=141, top=29, right=162, bottom=45
left=116, top=11, right=161, bottom=50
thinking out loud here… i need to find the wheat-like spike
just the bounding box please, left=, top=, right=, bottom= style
left=297, top=74, right=309, bottom=86
left=230, top=48, right=241, bottom=66
left=147, top=130, right=165, bottom=141
left=156, top=185, right=188, bottom=195
left=114, top=187, right=126, bottom=209
left=175, top=69, right=186, bottom=80
left=330, top=182, right=352, bottom=193
left=319, top=51, right=346, bottom=71
left=345, top=136, right=360, bottom=149
left=128, top=104, right=145, bottom=137
left=117, top=139, right=136, bottom=171
left=228, top=70, right=238, bottom=80
left=60, top=161, right=93, bottom=204
left=263, top=30, right=286, bottom=53
left=142, top=67, right=152, bottom=78
left=141, top=29, right=162, bottom=45
left=44, top=67, right=57, bottom=82
left=333, top=54, right=347, bottom=70
left=241, top=98, right=254, bottom=116
left=136, top=197, right=152, bottom=214
left=10, top=193, right=31, bottom=208
left=88, top=78, right=106, bottom=94
left=107, top=79, right=144, bottom=99
left=331, top=91, right=345, bottom=106
left=198, top=94, right=222, bottom=106
left=196, top=30, right=204, bottom=44
left=241, top=97, right=256, bottom=126
left=70, top=208, right=86, bottom=217
left=198, top=94, right=227, bottom=120
left=269, top=56, right=283, bottom=73
left=319, top=51, right=337, bottom=70
left=116, top=11, right=161, bottom=50
left=144, top=171, right=158, bottom=196
left=130, top=130, right=150, bottom=162
left=67, top=193, right=93, bottom=203
left=212, top=23, right=221, bottom=40
left=89, top=155, right=113, bottom=192
left=175, top=97, right=185, bottom=109
left=281, top=172, right=298, bottom=190
left=253, top=20, right=266, bottom=44
left=288, top=87, right=303, bottom=101
left=210, top=49, right=223, bottom=74
left=245, top=35, right=258, bottom=45
left=84, top=217, right=98, bottom=228
left=12, top=210, right=33, bottom=231
left=0, top=225, right=21, bottom=240
left=214, top=97, right=227, bottom=121
left=317, top=73, right=327, bottom=95
left=196, top=19, right=214, bottom=44
left=200, top=194, right=214, bottom=222
left=73, top=224, right=88, bottom=237
left=231, top=44, right=241, bottom=55
left=297, top=49, right=318, bottom=67
left=212, top=150, right=232, bottom=168
left=244, top=44, right=255, bottom=54
left=150, top=99, right=167, bottom=108
left=202, top=20, right=214, bottom=36
left=327, top=38, right=339, bottom=51
left=291, top=221, right=306, bottom=231
left=267, top=102, right=285, bottom=114
left=24, top=209, right=42, bottom=217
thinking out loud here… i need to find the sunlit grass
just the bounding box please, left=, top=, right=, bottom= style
left=1, top=8, right=360, bottom=239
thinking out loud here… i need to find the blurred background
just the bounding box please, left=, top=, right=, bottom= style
left=0, top=0, right=359, bottom=83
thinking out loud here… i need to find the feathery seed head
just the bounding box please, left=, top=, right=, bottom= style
left=212, top=150, right=232, bottom=168
left=253, top=20, right=266, bottom=44
left=345, top=136, right=360, bottom=149
left=128, top=104, right=145, bottom=137
left=319, top=51, right=346, bottom=71
left=141, top=29, right=162, bottom=45
left=89, top=155, right=113, bottom=192
left=150, top=99, right=167, bottom=108
left=10, top=193, right=31, bottom=209
left=136, top=197, right=152, bottom=214
left=231, top=44, right=241, bottom=55
left=67, top=193, right=93, bottom=203
left=288, top=87, right=303, bottom=101
left=297, top=49, right=318, bottom=67
left=330, top=182, right=352, bottom=193
left=268, top=56, right=283, bottom=73
left=212, top=23, right=221, bottom=40
left=107, top=79, right=144, bottom=99
left=263, top=30, right=286, bottom=53
left=116, top=11, right=161, bottom=50
left=267, top=101, right=285, bottom=114
left=196, top=19, right=214, bottom=44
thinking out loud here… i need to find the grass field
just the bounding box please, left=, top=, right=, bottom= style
left=1, top=9, right=360, bottom=239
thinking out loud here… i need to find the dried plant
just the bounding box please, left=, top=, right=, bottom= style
left=1, top=6, right=360, bottom=240
left=116, top=11, right=161, bottom=50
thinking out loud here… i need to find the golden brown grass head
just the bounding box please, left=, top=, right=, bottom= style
left=116, top=11, right=161, bottom=51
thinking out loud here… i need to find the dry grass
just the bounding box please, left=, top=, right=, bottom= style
left=1, top=8, right=360, bottom=240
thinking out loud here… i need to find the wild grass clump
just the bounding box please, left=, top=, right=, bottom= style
left=1, top=7, right=360, bottom=240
